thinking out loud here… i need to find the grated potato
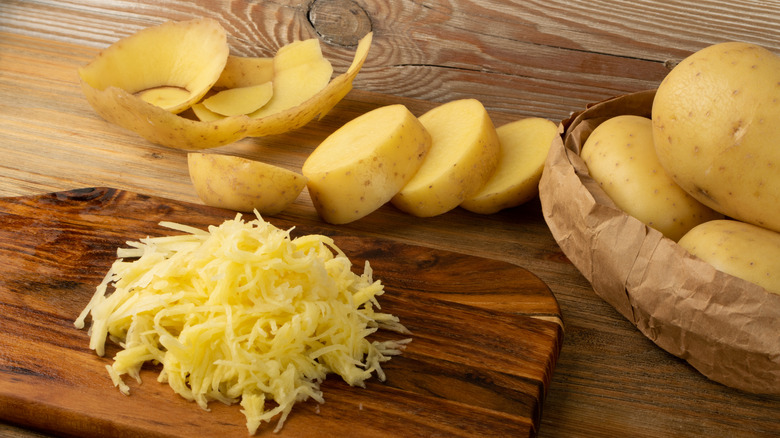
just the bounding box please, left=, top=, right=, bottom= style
left=75, top=213, right=410, bottom=434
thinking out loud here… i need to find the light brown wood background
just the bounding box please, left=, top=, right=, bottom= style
left=1, top=0, right=780, bottom=437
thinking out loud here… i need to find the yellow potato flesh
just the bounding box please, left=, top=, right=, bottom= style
left=582, top=115, right=722, bottom=241
left=302, top=104, right=432, bottom=224
left=390, top=99, right=500, bottom=217
left=190, top=102, right=225, bottom=122
left=461, top=117, right=558, bottom=214
left=188, top=153, right=306, bottom=215
left=79, top=32, right=373, bottom=149
left=678, top=220, right=780, bottom=295
left=248, top=39, right=333, bottom=119
left=78, top=18, right=229, bottom=114
left=203, top=82, right=274, bottom=116
left=213, top=56, right=274, bottom=89
left=652, top=42, right=780, bottom=233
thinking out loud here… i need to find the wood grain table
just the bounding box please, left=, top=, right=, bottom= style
left=1, top=1, right=779, bottom=437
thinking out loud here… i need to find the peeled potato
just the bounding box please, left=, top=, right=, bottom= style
left=302, top=104, right=432, bottom=224
left=461, top=117, right=558, bottom=214
left=213, top=56, right=274, bottom=89
left=391, top=99, right=500, bottom=217
left=188, top=153, right=306, bottom=215
left=678, top=219, right=780, bottom=295
left=202, top=82, right=274, bottom=117
left=581, top=115, right=722, bottom=241
left=80, top=25, right=373, bottom=149
left=78, top=18, right=229, bottom=114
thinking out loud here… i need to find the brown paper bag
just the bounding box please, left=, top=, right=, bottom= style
left=538, top=90, right=780, bottom=394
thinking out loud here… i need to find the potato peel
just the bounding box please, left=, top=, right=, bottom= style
left=79, top=26, right=373, bottom=150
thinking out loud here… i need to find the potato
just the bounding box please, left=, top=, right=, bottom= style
left=461, top=117, right=557, bottom=214
left=188, top=153, right=306, bottom=215
left=213, top=56, right=274, bottom=89
left=80, top=27, right=373, bottom=149
left=302, top=104, right=431, bottom=224
left=78, top=18, right=229, bottom=114
left=652, top=41, right=780, bottom=233
left=248, top=39, right=333, bottom=119
left=390, top=99, right=500, bottom=217
left=202, top=82, right=274, bottom=116
left=678, top=219, right=780, bottom=295
left=581, top=115, right=722, bottom=241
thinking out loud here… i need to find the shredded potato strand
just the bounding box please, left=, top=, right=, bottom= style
left=75, top=213, right=409, bottom=434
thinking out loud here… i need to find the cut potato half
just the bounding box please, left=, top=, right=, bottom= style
left=461, top=117, right=558, bottom=214
left=188, top=153, right=306, bottom=215
left=79, top=18, right=229, bottom=114
left=79, top=30, right=373, bottom=150
left=203, top=82, right=274, bottom=116
left=303, top=104, right=432, bottom=224
left=391, top=99, right=500, bottom=217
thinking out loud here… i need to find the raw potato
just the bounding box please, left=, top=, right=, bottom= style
left=80, top=26, right=373, bottom=149
left=78, top=18, right=229, bottom=114
left=678, top=219, right=780, bottom=295
left=202, top=82, right=274, bottom=116
left=213, top=56, right=274, bottom=89
left=248, top=39, right=333, bottom=119
left=652, top=41, right=780, bottom=233
left=188, top=153, right=306, bottom=215
left=391, top=99, right=500, bottom=217
left=302, top=104, right=431, bottom=224
left=461, top=117, right=558, bottom=214
left=581, top=115, right=722, bottom=241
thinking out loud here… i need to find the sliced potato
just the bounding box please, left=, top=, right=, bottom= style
left=79, top=18, right=228, bottom=114
left=188, top=153, right=306, bottom=215
left=678, top=219, right=780, bottom=295
left=461, top=117, right=558, bottom=214
left=248, top=39, right=333, bottom=119
left=302, top=104, right=432, bottom=224
left=202, top=82, right=274, bottom=116
left=79, top=31, right=373, bottom=150
left=213, top=56, right=274, bottom=89
left=391, top=99, right=500, bottom=217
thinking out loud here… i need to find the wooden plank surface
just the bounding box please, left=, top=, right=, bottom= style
left=0, top=188, right=562, bottom=437
left=1, top=1, right=780, bottom=437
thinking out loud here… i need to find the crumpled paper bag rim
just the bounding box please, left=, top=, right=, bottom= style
left=538, top=90, right=780, bottom=395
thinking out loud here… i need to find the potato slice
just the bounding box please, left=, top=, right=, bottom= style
left=213, top=56, right=274, bottom=89
left=248, top=39, right=333, bottom=119
left=79, top=32, right=373, bottom=149
left=202, top=82, right=274, bottom=116
left=190, top=102, right=225, bottom=122
left=79, top=18, right=228, bottom=114
left=461, top=117, right=558, bottom=214
left=188, top=153, right=306, bottom=215
left=302, top=104, right=432, bottom=224
left=391, top=99, right=500, bottom=217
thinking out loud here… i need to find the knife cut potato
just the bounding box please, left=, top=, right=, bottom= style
left=391, top=99, right=500, bottom=217
left=79, top=18, right=373, bottom=149
left=581, top=115, right=722, bottom=241
left=202, top=82, right=274, bottom=117
left=78, top=18, right=229, bottom=115
left=461, top=117, right=558, bottom=214
left=678, top=219, right=780, bottom=295
left=302, top=104, right=432, bottom=224
left=188, top=153, right=306, bottom=215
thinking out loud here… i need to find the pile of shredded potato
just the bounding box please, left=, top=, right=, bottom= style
left=75, top=213, right=410, bottom=434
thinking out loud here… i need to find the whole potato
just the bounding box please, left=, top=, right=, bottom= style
left=581, top=115, right=722, bottom=241
left=678, top=219, right=780, bottom=295
left=652, top=42, right=780, bottom=233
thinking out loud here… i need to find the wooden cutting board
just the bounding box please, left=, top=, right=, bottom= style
left=0, top=188, right=563, bottom=438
